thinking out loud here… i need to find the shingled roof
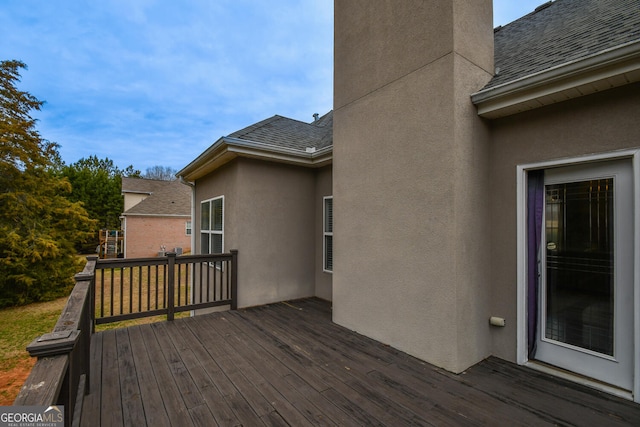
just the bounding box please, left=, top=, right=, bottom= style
left=485, top=0, right=640, bottom=90
left=178, top=111, right=333, bottom=180
left=122, top=177, right=169, bottom=195
left=227, top=111, right=333, bottom=152
left=122, top=177, right=191, bottom=216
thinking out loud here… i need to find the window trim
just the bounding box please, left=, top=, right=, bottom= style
left=185, top=220, right=192, bottom=236
left=323, top=196, right=333, bottom=273
left=200, top=195, right=224, bottom=256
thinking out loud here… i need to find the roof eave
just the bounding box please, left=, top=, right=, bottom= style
left=121, top=190, right=152, bottom=195
left=121, top=213, right=191, bottom=218
left=177, top=137, right=333, bottom=181
left=471, top=40, right=640, bottom=119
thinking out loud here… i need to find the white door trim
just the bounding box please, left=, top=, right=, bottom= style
left=516, top=149, right=640, bottom=403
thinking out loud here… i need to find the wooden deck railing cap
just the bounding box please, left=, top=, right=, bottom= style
left=74, top=271, right=95, bottom=281
left=26, top=330, right=80, bottom=357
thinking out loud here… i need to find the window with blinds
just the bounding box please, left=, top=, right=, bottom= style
left=324, top=196, right=333, bottom=272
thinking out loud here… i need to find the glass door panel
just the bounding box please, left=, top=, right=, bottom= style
left=545, top=179, right=614, bottom=356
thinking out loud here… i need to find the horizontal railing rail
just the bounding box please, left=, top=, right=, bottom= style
left=15, top=250, right=238, bottom=426
left=94, top=250, right=238, bottom=324
left=15, top=256, right=98, bottom=427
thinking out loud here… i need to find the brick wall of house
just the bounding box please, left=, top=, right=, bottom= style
left=124, top=216, right=191, bottom=258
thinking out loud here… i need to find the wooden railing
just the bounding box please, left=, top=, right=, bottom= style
left=14, top=251, right=238, bottom=426
left=14, top=256, right=97, bottom=427
left=94, top=251, right=238, bottom=324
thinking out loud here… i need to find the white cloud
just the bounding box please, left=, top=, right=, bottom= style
left=5, top=1, right=540, bottom=171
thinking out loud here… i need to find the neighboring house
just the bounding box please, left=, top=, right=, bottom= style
left=121, top=177, right=192, bottom=258
left=179, top=0, right=640, bottom=402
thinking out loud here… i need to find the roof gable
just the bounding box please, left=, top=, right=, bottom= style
left=122, top=178, right=191, bottom=216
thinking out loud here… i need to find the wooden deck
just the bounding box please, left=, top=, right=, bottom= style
left=80, top=298, right=640, bottom=426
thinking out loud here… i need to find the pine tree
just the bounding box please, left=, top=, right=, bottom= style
left=61, top=156, right=140, bottom=252
left=0, top=60, right=95, bottom=307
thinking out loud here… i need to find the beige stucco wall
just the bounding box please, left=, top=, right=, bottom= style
left=334, top=0, right=493, bottom=110
left=124, top=215, right=191, bottom=258
left=333, top=0, right=493, bottom=373
left=489, top=83, right=640, bottom=362
left=315, top=166, right=333, bottom=301
left=195, top=158, right=323, bottom=308
left=123, top=193, right=148, bottom=212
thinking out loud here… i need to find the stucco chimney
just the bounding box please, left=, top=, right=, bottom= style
left=333, top=0, right=494, bottom=374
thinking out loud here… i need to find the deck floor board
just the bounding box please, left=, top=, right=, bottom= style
left=81, top=298, right=640, bottom=426
left=127, top=325, right=172, bottom=427
left=137, top=321, right=195, bottom=426
left=114, top=328, right=146, bottom=426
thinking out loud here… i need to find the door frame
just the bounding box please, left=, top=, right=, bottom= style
left=516, top=149, right=640, bottom=402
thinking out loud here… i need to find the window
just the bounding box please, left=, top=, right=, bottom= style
left=185, top=220, right=192, bottom=236
left=323, top=196, right=333, bottom=272
left=201, top=196, right=223, bottom=254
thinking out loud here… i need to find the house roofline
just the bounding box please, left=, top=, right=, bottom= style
left=177, top=136, right=332, bottom=181
left=471, top=39, right=640, bottom=119
left=121, top=190, right=152, bottom=195
left=121, top=213, right=191, bottom=218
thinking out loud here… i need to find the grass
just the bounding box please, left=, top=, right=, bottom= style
left=0, top=296, right=67, bottom=405
left=0, top=297, right=67, bottom=369
left=0, top=259, right=192, bottom=404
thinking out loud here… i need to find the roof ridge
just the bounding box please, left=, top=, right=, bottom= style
left=229, top=113, right=332, bottom=140
left=269, top=114, right=327, bottom=128
left=312, top=110, right=333, bottom=127
left=123, top=176, right=173, bottom=183
left=494, top=0, right=556, bottom=32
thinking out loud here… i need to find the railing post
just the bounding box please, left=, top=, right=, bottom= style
left=167, top=253, right=176, bottom=321
left=16, top=256, right=97, bottom=425
left=73, top=273, right=92, bottom=398
left=231, top=249, right=238, bottom=310
left=23, top=330, right=79, bottom=427
left=85, top=255, right=99, bottom=334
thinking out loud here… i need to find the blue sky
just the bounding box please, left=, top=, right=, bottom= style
left=1, top=0, right=545, bottom=172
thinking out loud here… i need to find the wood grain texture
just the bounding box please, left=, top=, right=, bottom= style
left=80, top=298, right=640, bottom=426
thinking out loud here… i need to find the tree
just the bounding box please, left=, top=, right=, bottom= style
left=62, top=156, right=140, bottom=230
left=143, top=165, right=177, bottom=181
left=0, top=60, right=95, bottom=307
left=61, top=156, right=140, bottom=253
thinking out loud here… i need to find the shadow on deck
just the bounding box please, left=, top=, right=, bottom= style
left=81, top=298, right=640, bottom=426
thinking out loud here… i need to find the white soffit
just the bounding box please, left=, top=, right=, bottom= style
left=472, top=40, right=640, bottom=119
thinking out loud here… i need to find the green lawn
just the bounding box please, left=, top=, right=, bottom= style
left=0, top=257, right=191, bottom=404
left=0, top=281, right=188, bottom=403
left=0, top=297, right=67, bottom=404
left=0, top=297, right=67, bottom=370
